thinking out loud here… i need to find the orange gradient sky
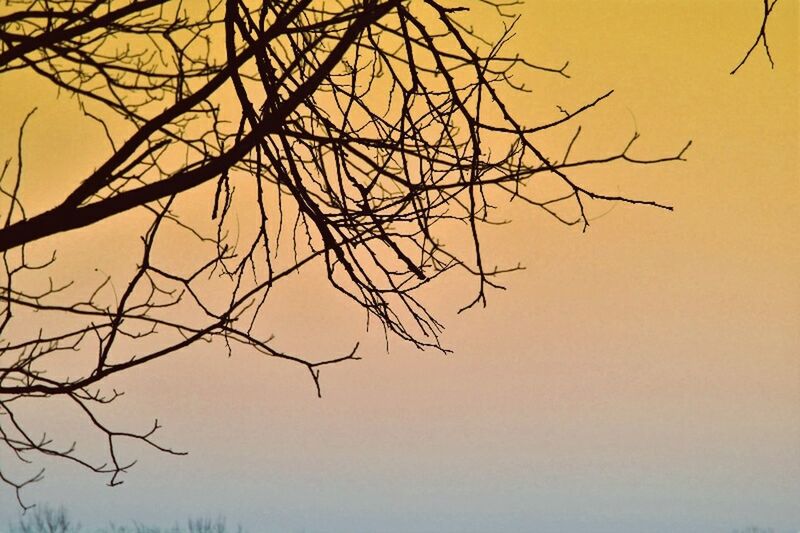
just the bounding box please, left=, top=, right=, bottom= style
left=0, top=1, right=798, bottom=532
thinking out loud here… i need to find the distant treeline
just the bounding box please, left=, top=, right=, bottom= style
left=9, top=506, right=243, bottom=533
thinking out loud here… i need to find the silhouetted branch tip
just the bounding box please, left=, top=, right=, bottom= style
left=731, top=0, right=779, bottom=75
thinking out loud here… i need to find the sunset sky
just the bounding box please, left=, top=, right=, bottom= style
left=0, top=1, right=798, bottom=532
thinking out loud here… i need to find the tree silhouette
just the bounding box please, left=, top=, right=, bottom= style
left=9, top=504, right=76, bottom=533
left=0, top=0, right=691, bottom=509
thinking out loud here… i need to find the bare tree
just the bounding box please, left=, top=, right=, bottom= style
left=11, top=505, right=241, bottom=532
left=0, top=0, right=690, bottom=509
left=110, top=516, right=239, bottom=533
left=10, top=504, right=78, bottom=533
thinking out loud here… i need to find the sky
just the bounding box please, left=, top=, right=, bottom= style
left=1, top=1, right=798, bottom=532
